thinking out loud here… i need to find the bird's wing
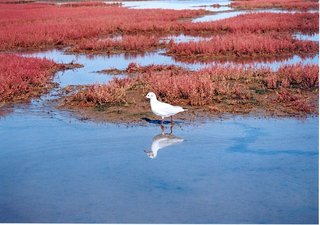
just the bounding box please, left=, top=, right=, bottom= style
left=156, top=101, right=184, bottom=114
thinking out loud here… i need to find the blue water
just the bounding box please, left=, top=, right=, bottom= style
left=22, top=49, right=318, bottom=87
left=0, top=108, right=318, bottom=223
left=117, top=0, right=231, bottom=11
left=294, top=33, right=319, bottom=42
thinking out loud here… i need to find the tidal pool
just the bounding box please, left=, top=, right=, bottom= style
left=0, top=108, right=318, bottom=223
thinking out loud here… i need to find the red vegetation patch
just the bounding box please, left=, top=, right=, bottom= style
left=0, top=54, right=59, bottom=102
left=0, top=3, right=204, bottom=51
left=275, top=88, right=315, bottom=113
left=64, top=63, right=318, bottom=117
left=230, top=0, right=319, bottom=10
left=98, top=63, right=187, bottom=75
left=183, top=12, right=318, bottom=35
left=266, top=64, right=319, bottom=89
left=60, top=1, right=122, bottom=7
left=0, top=3, right=317, bottom=57
left=167, top=32, right=318, bottom=61
left=69, top=78, right=135, bottom=106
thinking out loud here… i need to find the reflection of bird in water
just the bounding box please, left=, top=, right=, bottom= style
left=144, top=133, right=184, bottom=159
left=146, top=92, right=186, bottom=125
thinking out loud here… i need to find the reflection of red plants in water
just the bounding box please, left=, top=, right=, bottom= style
left=230, top=0, right=318, bottom=10
left=71, top=35, right=161, bottom=54
left=167, top=32, right=318, bottom=59
left=0, top=55, right=57, bottom=102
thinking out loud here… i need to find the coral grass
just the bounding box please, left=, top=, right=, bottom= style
left=66, top=63, right=318, bottom=115
left=166, top=32, right=318, bottom=60
left=230, top=0, right=319, bottom=11
left=0, top=3, right=204, bottom=51
left=0, top=3, right=317, bottom=57
left=0, top=54, right=58, bottom=102
left=183, top=12, right=318, bottom=35
left=60, top=1, right=122, bottom=7
left=69, top=78, right=135, bottom=106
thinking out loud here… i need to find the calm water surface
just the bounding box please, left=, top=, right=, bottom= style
left=116, top=0, right=231, bottom=11
left=0, top=108, right=318, bottom=223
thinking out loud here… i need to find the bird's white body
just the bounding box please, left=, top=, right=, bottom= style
left=146, top=92, right=185, bottom=121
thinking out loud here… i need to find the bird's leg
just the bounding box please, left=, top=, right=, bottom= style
left=169, top=123, right=174, bottom=135
left=170, top=116, right=174, bottom=125
left=161, top=124, right=165, bottom=135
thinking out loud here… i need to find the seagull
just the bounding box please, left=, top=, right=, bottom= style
left=146, top=92, right=186, bottom=125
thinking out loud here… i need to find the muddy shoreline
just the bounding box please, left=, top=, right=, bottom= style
left=55, top=87, right=318, bottom=124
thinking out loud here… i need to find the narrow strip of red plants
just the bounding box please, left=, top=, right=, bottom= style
left=230, top=0, right=318, bottom=11
left=166, top=32, right=318, bottom=61
left=63, top=63, right=318, bottom=118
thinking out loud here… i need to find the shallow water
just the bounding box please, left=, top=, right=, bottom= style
left=160, top=34, right=212, bottom=43
left=294, top=33, right=319, bottom=42
left=115, top=0, right=232, bottom=11
left=23, top=50, right=318, bottom=87
left=193, top=10, right=246, bottom=22
left=0, top=108, right=318, bottom=223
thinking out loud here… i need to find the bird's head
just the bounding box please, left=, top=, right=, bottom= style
left=144, top=150, right=156, bottom=159
left=146, top=92, right=156, bottom=100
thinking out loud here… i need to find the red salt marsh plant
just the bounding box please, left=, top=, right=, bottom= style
left=69, top=78, right=135, bottom=106
left=275, top=88, right=315, bottom=113
left=0, top=54, right=58, bottom=102
left=60, top=1, right=122, bottom=7
left=166, top=32, right=318, bottom=60
left=0, top=2, right=318, bottom=54
left=0, top=3, right=205, bottom=51
left=125, top=63, right=187, bottom=74
left=183, top=12, right=318, bottom=35
left=66, top=63, right=318, bottom=116
left=230, top=0, right=319, bottom=11
left=265, top=64, right=319, bottom=89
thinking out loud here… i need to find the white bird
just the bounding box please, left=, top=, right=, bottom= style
left=145, top=134, right=184, bottom=159
left=146, top=92, right=186, bottom=125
